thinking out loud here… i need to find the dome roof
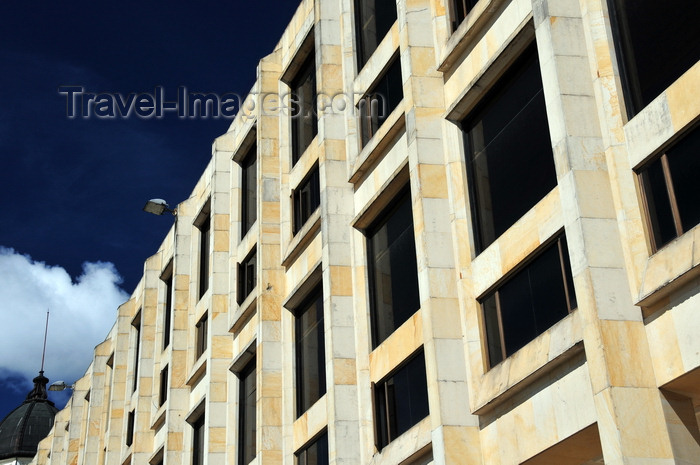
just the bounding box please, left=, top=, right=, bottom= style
left=0, top=373, right=58, bottom=460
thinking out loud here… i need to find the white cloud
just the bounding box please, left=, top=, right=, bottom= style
left=0, top=247, right=128, bottom=389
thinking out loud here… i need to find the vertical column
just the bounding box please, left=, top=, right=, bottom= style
left=103, top=301, right=133, bottom=465
left=534, top=0, right=689, bottom=463
left=399, top=1, right=482, bottom=464
left=208, top=149, right=232, bottom=465
left=133, top=256, right=158, bottom=464
left=166, top=206, right=193, bottom=465
left=257, top=50, right=286, bottom=464
left=317, top=0, right=362, bottom=463
left=82, top=343, right=111, bottom=465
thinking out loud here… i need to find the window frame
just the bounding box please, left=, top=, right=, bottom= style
left=131, top=311, right=141, bottom=393
left=290, top=49, right=318, bottom=166
left=461, top=41, right=556, bottom=254
left=295, top=431, right=329, bottom=465
left=191, top=413, right=205, bottom=465
left=294, top=285, right=327, bottom=417
left=373, top=350, right=430, bottom=450
left=354, top=0, right=398, bottom=70
left=125, top=410, right=135, bottom=447
left=357, top=55, right=403, bottom=147
left=195, top=312, right=208, bottom=360
left=161, top=263, right=173, bottom=350
left=159, top=364, right=168, bottom=407
left=480, top=234, right=577, bottom=368
left=449, top=0, right=479, bottom=31
left=197, top=211, right=211, bottom=299
left=292, top=165, right=321, bottom=235
left=366, top=187, right=421, bottom=349
left=237, top=247, right=257, bottom=305
left=240, top=142, right=258, bottom=239
left=637, top=124, right=700, bottom=252
left=238, top=357, right=257, bottom=465
left=606, top=0, right=700, bottom=118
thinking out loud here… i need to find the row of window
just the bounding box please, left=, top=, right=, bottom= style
left=148, top=0, right=698, bottom=457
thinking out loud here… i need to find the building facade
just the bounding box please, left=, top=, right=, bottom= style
left=32, top=0, right=700, bottom=464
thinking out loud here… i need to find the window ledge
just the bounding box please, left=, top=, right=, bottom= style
left=638, top=225, right=700, bottom=312
left=150, top=403, right=166, bottom=431
left=186, top=356, right=207, bottom=388
left=372, top=416, right=432, bottom=463
left=289, top=135, right=320, bottom=188
left=369, top=310, right=423, bottom=383
left=472, top=312, right=583, bottom=414
left=292, top=394, right=327, bottom=452
left=349, top=105, right=406, bottom=184
left=230, top=293, right=258, bottom=334
left=438, top=0, right=509, bottom=74
left=354, top=21, right=400, bottom=100
left=282, top=210, right=321, bottom=268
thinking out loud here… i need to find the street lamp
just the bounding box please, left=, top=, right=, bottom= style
left=48, top=381, right=74, bottom=392
left=143, top=199, right=177, bottom=216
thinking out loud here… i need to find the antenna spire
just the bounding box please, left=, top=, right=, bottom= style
left=40, top=309, right=49, bottom=375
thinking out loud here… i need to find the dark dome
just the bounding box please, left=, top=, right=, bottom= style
left=0, top=372, right=58, bottom=460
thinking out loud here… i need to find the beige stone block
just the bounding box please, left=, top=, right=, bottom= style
left=670, top=290, right=700, bottom=372
left=600, top=319, right=655, bottom=388
left=260, top=371, right=282, bottom=398
left=329, top=265, right=353, bottom=296
left=426, top=298, right=463, bottom=339
left=645, top=311, right=684, bottom=386
left=208, top=426, right=226, bottom=453
left=666, top=62, right=700, bottom=132
left=443, top=425, right=481, bottom=465
left=332, top=358, right=356, bottom=385
left=610, top=387, right=675, bottom=459
left=261, top=397, right=282, bottom=426
left=369, top=311, right=422, bottom=382
left=640, top=235, right=694, bottom=298
left=417, top=164, right=448, bottom=199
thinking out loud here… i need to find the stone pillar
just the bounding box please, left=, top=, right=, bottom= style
left=317, top=0, right=363, bottom=463
left=400, top=1, right=482, bottom=464
left=207, top=147, right=233, bottom=465
left=256, top=50, right=286, bottom=465
left=533, top=0, right=697, bottom=463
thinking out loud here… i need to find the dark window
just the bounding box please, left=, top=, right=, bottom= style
left=131, top=312, right=141, bottom=392
left=159, top=365, right=168, bottom=407
left=241, top=143, right=258, bottom=238
left=195, top=313, right=208, bottom=359
left=608, top=0, right=700, bottom=117
left=293, top=166, right=321, bottom=234
left=462, top=43, right=556, bottom=253
left=192, top=414, right=205, bottom=465
left=295, top=286, right=326, bottom=416
left=355, top=0, right=397, bottom=69
left=198, top=214, right=211, bottom=299
left=296, top=432, right=329, bottom=465
left=291, top=51, right=318, bottom=165
left=358, top=56, right=403, bottom=147
left=238, top=248, right=257, bottom=304
left=162, top=270, right=172, bottom=350
left=126, top=410, right=135, bottom=447
left=450, top=0, right=479, bottom=31
left=374, top=351, right=429, bottom=449
left=367, top=189, right=420, bottom=348
left=482, top=234, right=577, bottom=367
left=238, top=358, right=256, bottom=465
left=639, top=125, right=700, bottom=251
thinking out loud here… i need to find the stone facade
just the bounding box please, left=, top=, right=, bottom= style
left=32, top=0, right=700, bottom=464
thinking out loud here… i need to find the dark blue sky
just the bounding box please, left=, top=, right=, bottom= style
left=0, top=0, right=299, bottom=421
